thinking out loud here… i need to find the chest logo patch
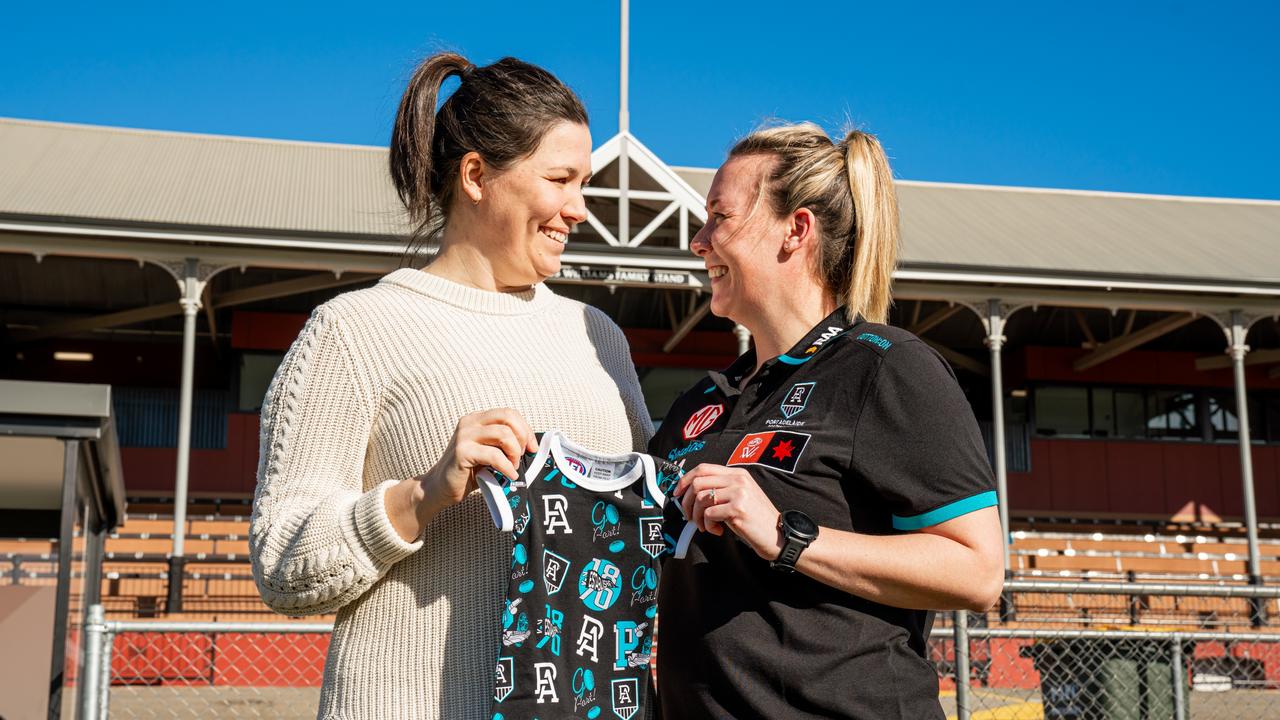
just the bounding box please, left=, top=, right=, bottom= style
left=780, top=382, right=815, bottom=419
left=682, top=403, right=725, bottom=440
left=727, top=431, right=811, bottom=473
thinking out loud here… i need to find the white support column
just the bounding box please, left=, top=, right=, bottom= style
left=153, top=257, right=227, bottom=614
left=617, top=0, right=630, bottom=246
left=1228, top=311, right=1262, bottom=585
left=984, top=299, right=1011, bottom=574
left=172, top=261, right=201, bottom=561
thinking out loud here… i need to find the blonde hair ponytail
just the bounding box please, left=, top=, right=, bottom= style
left=729, top=123, right=900, bottom=324
left=840, top=130, right=900, bottom=324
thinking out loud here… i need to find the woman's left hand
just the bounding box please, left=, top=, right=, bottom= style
left=676, top=463, right=783, bottom=561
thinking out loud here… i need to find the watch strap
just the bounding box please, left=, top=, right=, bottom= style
left=770, top=513, right=814, bottom=572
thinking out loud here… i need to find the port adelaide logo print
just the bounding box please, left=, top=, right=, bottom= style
left=780, top=381, right=814, bottom=419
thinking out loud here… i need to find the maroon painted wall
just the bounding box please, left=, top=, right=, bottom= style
left=1008, top=439, right=1280, bottom=521
left=122, top=413, right=260, bottom=497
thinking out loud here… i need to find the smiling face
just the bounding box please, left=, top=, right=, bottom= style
left=478, top=121, right=593, bottom=287
left=691, top=153, right=793, bottom=323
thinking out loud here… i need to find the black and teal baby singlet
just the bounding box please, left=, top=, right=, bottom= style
left=478, top=430, right=693, bottom=720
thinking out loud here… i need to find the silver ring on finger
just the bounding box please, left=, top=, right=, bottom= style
left=708, top=488, right=717, bottom=505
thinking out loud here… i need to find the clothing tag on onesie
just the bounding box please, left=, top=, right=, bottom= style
left=477, top=430, right=694, bottom=720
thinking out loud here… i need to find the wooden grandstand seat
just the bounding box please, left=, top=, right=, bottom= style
left=1079, top=539, right=1161, bottom=553
left=117, top=517, right=179, bottom=535
left=1030, top=555, right=1125, bottom=573
left=1121, top=556, right=1244, bottom=576
left=104, top=537, right=217, bottom=555
left=188, top=519, right=250, bottom=536
left=0, top=540, right=56, bottom=555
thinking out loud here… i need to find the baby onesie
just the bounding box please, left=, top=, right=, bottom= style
left=478, top=430, right=693, bottom=720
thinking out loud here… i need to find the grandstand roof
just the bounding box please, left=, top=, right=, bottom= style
left=2, top=116, right=1279, bottom=291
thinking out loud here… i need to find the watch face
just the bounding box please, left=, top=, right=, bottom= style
left=784, top=510, right=818, bottom=538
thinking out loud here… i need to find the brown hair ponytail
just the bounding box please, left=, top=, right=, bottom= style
left=729, top=123, right=901, bottom=323
left=389, top=52, right=588, bottom=253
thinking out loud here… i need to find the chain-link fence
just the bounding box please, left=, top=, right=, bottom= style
left=77, top=581, right=1280, bottom=719
left=936, top=581, right=1280, bottom=720
left=79, top=607, right=332, bottom=720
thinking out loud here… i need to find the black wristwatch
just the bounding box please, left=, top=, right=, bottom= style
left=770, top=510, right=819, bottom=572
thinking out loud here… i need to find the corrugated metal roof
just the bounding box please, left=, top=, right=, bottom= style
left=671, top=165, right=1280, bottom=286
left=0, top=117, right=406, bottom=237
left=895, top=181, right=1280, bottom=285
left=3, top=117, right=1278, bottom=286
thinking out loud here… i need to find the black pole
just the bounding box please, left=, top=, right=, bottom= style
left=167, top=555, right=187, bottom=613
left=1250, top=573, right=1267, bottom=628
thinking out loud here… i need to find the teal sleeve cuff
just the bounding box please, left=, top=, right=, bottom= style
left=892, top=490, right=998, bottom=531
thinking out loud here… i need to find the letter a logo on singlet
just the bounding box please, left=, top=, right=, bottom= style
left=639, top=517, right=665, bottom=559
left=543, top=549, right=571, bottom=595
left=575, top=614, right=604, bottom=663
left=543, top=494, right=573, bottom=534
left=534, top=662, right=559, bottom=704
left=612, top=677, right=639, bottom=720
left=493, top=656, right=514, bottom=703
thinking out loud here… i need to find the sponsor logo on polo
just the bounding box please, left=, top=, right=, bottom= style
left=612, top=677, right=640, bottom=720
left=802, top=325, right=845, bottom=354
left=727, top=431, right=811, bottom=473
left=543, top=549, right=571, bottom=595
left=780, top=382, right=815, bottom=419
left=639, top=517, right=666, bottom=558
left=856, top=331, right=892, bottom=350
left=682, top=403, right=725, bottom=440
left=666, top=439, right=705, bottom=462
left=494, top=656, right=515, bottom=702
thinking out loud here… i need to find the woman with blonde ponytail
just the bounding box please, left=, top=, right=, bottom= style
left=650, top=122, right=1003, bottom=718
left=250, top=52, right=653, bottom=718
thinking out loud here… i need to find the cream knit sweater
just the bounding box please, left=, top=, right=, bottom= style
left=249, top=268, right=653, bottom=719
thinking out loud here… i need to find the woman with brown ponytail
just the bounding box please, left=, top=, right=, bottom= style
left=249, top=53, right=652, bottom=718
left=649, top=123, right=1004, bottom=719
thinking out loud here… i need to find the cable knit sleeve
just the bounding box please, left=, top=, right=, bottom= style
left=584, top=305, right=655, bottom=451
left=249, top=305, right=423, bottom=616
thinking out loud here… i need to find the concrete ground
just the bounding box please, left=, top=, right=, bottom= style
left=939, top=687, right=1280, bottom=719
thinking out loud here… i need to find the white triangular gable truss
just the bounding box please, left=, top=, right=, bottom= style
left=583, top=132, right=707, bottom=249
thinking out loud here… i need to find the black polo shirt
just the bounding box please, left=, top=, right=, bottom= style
left=650, top=308, right=997, bottom=720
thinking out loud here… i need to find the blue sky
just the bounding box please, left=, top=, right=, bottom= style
left=3, top=1, right=1277, bottom=199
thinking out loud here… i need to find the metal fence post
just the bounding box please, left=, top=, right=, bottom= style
left=98, top=624, right=116, bottom=720
left=1170, top=632, right=1186, bottom=720
left=955, top=610, right=971, bottom=720
left=79, top=604, right=105, bottom=720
